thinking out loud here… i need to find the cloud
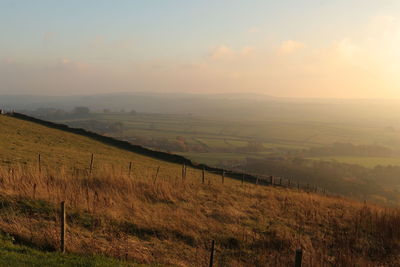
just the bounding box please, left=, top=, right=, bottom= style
left=52, top=59, right=92, bottom=72
left=278, top=40, right=306, bottom=55
left=2, top=15, right=400, bottom=98
left=240, top=46, right=255, bottom=57
left=209, top=45, right=255, bottom=60
left=210, top=45, right=235, bottom=60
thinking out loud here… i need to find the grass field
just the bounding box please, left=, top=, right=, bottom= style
left=54, top=112, right=400, bottom=168
left=309, top=156, right=400, bottom=168
left=0, top=233, right=141, bottom=267
left=0, top=115, right=225, bottom=182
left=178, top=151, right=272, bottom=165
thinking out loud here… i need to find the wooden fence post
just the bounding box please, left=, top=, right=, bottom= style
left=202, top=167, right=205, bottom=184
left=295, top=249, right=303, bottom=267
left=89, top=153, right=94, bottom=175
left=154, top=166, right=160, bottom=184
left=33, top=183, right=37, bottom=199
left=60, top=201, right=66, bottom=253
left=128, top=162, right=132, bottom=178
left=209, top=240, right=215, bottom=267
left=38, top=154, right=41, bottom=175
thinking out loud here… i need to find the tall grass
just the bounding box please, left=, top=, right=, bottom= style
left=0, top=164, right=399, bottom=266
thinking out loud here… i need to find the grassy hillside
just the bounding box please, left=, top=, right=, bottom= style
left=0, top=115, right=225, bottom=183
left=1, top=115, right=400, bottom=266
left=0, top=232, right=139, bottom=267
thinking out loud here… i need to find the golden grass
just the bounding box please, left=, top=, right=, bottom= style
left=1, top=115, right=400, bottom=266
left=0, top=164, right=399, bottom=266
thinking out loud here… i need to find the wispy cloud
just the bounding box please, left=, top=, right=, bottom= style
left=277, top=40, right=306, bottom=55
left=210, top=45, right=235, bottom=60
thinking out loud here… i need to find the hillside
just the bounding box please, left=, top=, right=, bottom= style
left=0, top=114, right=400, bottom=266
left=0, top=232, right=137, bottom=267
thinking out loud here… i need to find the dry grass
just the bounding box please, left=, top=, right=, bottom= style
left=1, top=115, right=400, bottom=266
left=0, top=164, right=399, bottom=266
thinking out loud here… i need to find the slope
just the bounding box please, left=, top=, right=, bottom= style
left=0, top=114, right=400, bottom=266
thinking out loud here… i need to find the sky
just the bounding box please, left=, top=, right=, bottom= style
left=1, top=0, right=400, bottom=98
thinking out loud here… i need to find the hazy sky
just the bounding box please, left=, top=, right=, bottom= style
left=1, top=0, right=400, bottom=98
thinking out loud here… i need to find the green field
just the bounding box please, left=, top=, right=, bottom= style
left=309, top=156, right=400, bottom=168
left=0, top=233, right=140, bottom=267
left=54, top=112, right=400, bottom=168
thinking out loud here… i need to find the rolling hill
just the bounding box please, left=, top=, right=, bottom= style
left=0, top=114, right=400, bottom=266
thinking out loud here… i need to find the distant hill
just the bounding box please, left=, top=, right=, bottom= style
left=3, top=92, right=400, bottom=123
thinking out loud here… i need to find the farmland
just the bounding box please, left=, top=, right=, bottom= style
left=49, top=111, right=400, bottom=168
left=308, top=156, right=400, bottom=168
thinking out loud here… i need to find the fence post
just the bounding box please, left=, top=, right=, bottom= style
left=295, top=249, right=303, bottom=267
left=202, top=167, right=205, bottom=184
left=154, top=166, right=160, bottom=184
left=33, top=183, right=37, bottom=199
left=89, top=153, right=94, bottom=175
left=182, top=163, right=186, bottom=180
left=38, top=154, right=41, bottom=175
left=60, top=201, right=66, bottom=253
left=128, top=162, right=132, bottom=178
left=209, top=240, right=215, bottom=267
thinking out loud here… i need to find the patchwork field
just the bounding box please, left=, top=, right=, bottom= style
left=309, top=156, right=400, bottom=168
left=53, top=112, right=400, bottom=168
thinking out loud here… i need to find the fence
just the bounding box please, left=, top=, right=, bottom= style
left=1, top=112, right=337, bottom=265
